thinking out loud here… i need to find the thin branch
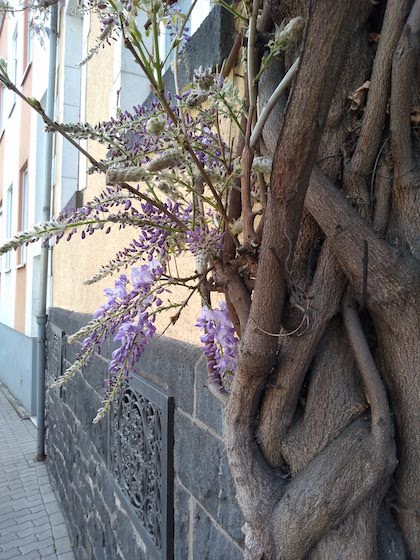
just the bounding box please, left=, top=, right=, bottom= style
left=249, top=312, right=309, bottom=338
left=259, top=245, right=345, bottom=465
left=360, top=240, right=368, bottom=311
left=256, top=171, right=267, bottom=210
left=247, top=0, right=260, bottom=116
left=206, top=379, right=229, bottom=405
left=306, top=166, right=418, bottom=306
left=118, top=183, right=188, bottom=230
left=222, top=117, right=247, bottom=265
left=161, top=285, right=199, bottom=335
left=342, top=289, right=393, bottom=449
left=373, top=148, right=393, bottom=234
left=241, top=106, right=257, bottom=248
left=3, top=84, right=106, bottom=173
left=221, top=31, right=243, bottom=79
left=214, top=109, right=230, bottom=173
left=250, top=58, right=299, bottom=148
left=389, top=0, right=420, bottom=237
left=344, top=0, right=412, bottom=211
left=214, top=261, right=251, bottom=333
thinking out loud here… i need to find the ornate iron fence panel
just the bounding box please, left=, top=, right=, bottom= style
left=45, top=322, right=64, bottom=385
left=109, top=374, right=174, bottom=560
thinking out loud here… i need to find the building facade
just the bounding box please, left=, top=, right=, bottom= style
left=0, top=6, right=49, bottom=413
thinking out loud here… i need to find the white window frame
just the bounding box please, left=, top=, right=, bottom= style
left=0, top=84, right=4, bottom=136
left=5, top=185, right=13, bottom=271
left=26, top=10, right=33, bottom=66
left=7, top=26, right=18, bottom=116
left=0, top=202, right=3, bottom=273
left=17, top=168, right=28, bottom=266
left=159, top=0, right=211, bottom=72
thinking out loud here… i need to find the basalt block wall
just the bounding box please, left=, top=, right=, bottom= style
left=45, top=308, right=244, bottom=559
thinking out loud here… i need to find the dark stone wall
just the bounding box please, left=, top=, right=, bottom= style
left=46, top=307, right=244, bottom=559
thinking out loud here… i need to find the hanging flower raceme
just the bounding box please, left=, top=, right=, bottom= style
left=52, top=260, right=165, bottom=422
left=95, top=260, right=165, bottom=421
left=136, top=199, right=191, bottom=261
left=196, top=301, right=239, bottom=391
left=185, top=224, right=223, bottom=273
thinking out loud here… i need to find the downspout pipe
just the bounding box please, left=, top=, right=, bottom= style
left=35, top=2, right=58, bottom=462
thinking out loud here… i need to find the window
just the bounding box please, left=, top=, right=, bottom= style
left=6, top=26, right=18, bottom=115
left=190, top=0, right=211, bottom=34
left=5, top=185, right=13, bottom=271
left=23, top=9, right=32, bottom=72
left=0, top=84, right=4, bottom=136
left=0, top=202, right=3, bottom=273
left=159, top=0, right=211, bottom=72
left=17, top=168, right=28, bottom=266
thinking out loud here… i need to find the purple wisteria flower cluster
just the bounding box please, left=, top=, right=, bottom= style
left=137, top=199, right=191, bottom=260
left=54, top=260, right=166, bottom=423
left=84, top=197, right=191, bottom=284
left=70, top=94, right=231, bottom=174
left=90, top=261, right=165, bottom=421
left=196, top=301, right=239, bottom=392
left=185, top=223, right=224, bottom=273
left=104, top=261, right=164, bottom=390
left=55, top=185, right=142, bottom=244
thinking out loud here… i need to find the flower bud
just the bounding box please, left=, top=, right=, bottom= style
left=193, top=66, right=215, bottom=91
left=147, top=148, right=183, bottom=172
left=229, top=218, right=243, bottom=236
left=146, top=115, right=165, bottom=136
left=252, top=156, right=272, bottom=175
left=273, top=16, right=305, bottom=49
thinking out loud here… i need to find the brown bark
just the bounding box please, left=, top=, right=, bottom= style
left=218, top=0, right=420, bottom=558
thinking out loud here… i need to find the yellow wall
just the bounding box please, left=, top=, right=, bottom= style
left=52, top=14, right=202, bottom=344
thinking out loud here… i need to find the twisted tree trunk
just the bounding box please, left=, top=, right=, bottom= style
left=222, top=0, right=420, bottom=557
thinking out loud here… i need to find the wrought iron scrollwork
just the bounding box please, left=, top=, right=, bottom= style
left=111, top=382, right=169, bottom=554
left=45, top=323, right=64, bottom=384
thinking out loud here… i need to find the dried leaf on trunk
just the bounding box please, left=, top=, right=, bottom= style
left=368, top=32, right=380, bottom=43
left=348, top=81, right=370, bottom=111
left=410, top=106, right=420, bottom=126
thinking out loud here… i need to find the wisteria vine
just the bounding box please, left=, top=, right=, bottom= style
left=0, top=0, right=304, bottom=420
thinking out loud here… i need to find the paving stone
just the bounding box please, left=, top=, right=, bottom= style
left=29, top=504, right=47, bottom=515
left=0, top=520, right=22, bottom=536
left=16, top=551, right=42, bottom=560
left=51, top=523, right=70, bottom=541
left=16, top=533, right=39, bottom=548
left=19, top=526, right=40, bottom=540
left=44, top=501, right=61, bottom=515
left=49, top=512, right=65, bottom=526
left=53, top=536, right=73, bottom=555
left=0, top=529, right=19, bottom=545
left=0, top=390, right=74, bottom=560
left=0, top=536, right=21, bottom=552
left=35, top=528, right=53, bottom=542
left=41, top=493, right=57, bottom=505
left=52, top=552, right=74, bottom=560
left=20, top=538, right=52, bottom=555
left=0, top=552, right=20, bottom=560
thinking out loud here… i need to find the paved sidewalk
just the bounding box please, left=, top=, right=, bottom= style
left=0, top=390, right=74, bottom=560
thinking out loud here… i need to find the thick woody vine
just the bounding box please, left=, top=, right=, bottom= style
left=1, top=0, right=419, bottom=558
